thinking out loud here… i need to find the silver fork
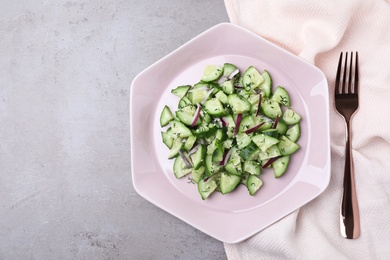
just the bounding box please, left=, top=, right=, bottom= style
left=335, top=51, right=360, bottom=239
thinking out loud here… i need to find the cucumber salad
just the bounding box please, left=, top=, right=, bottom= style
left=159, top=63, right=301, bottom=200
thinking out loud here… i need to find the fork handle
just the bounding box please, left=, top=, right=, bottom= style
left=340, top=120, right=360, bottom=239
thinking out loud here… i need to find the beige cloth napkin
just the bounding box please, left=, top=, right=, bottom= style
left=223, top=0, right=390, bottom=259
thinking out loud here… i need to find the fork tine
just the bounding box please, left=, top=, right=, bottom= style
left=354, top=52, right=359, bottom=94
left=336, top=52, right=343, bottom=94
left=348, top=52, right=353, bottom=94
left=342, top=52, right=348, bottom=94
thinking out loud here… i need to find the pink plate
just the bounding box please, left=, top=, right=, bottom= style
left=130, top=23, right=330, bottom=243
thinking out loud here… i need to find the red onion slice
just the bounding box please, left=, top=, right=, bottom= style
left=262, top=157, right=280, bottom=168
left=228, top=69, right=240, bottom=79
left=219, top=149, right=232, bottom=166
left=191, top=104, right=202, bottom=127
left=272, top=114, right=279, bottom=129
left=218, top=76, right=228, bottom=84
left=256, top=92, right=262, bottom=116
left=221, top=117, right=227, bottom=127
left=234, top=113, right=242, bottom=136
left=179, top=150, right=192, bottom=168
left=245, top=122, right=265, bottom=134
left=201, top=89, right=214, bottom=104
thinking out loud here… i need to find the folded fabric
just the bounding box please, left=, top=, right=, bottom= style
left=223, top=0, right=390, bottom=259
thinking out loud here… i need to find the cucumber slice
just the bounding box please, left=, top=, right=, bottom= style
left=238, top=115, right=256, bottom=133
left=227, top=94, right=251, bottom=114
left=242, top=66, right=264, bottom=91
left=168, top=138, right=183, bottom=159
left=173, top=155, right=192, bottom=178
left=272, top=155, right=290, bottom=178
left=203, top=98, right=225, bottom=117
left=272, top=86, right=290, bottom=106
left=282, top=108, right=301, bottom=125
left=278, top=135, right=300, bottom=156
left=190, top=145, right=206, bottom=170
left=191, top=166, right=205, bottom=183
left=178, top=96, right=192, bottom=108
left=238, top=141, right=259, bottom=161
left=286, top=123, right=301, bottom=142
left=176, top=105, right=200, bottom=126
left=205, top=154, right=222, bottom=176
left=170, top=120, right=193, bottom=138
left=258, top=144, right=282, bottom=161
left=215, top=90, right=228, bottom=104
left=225, top=147, right=241, bottom=176
left=183, top=135, right=197, bottom=151
left=161, top=128, right=173, bottom=149
left=220, top=172, right=241, bottom=195
left=261, top=99, right=282, bottom=119
left=235, top=132, right=252, bottom=149
left=275, top=120, right=288, bottom=135
left=251, top=134, right=280, bottom=152
left=160, top=105, right=175, bottom=127
left=198, top=177, right=218, bottom=200
left=223, top=63, right=239, bottom=78
left=247, top=175, right=263, bottom=195
left=171, top=85, right=190, bottom=98
left=201, top=65, right=223, bottom=82
left=220, top=80, right=235, bottom=95
left=259, top=70, right=272, bottom=98
left=188, top=84, right=210, bottom=104
left=243, top=160, right=261, bottom=176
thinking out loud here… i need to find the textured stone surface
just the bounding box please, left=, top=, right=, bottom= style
left=0, top=1, right=229, bottom=259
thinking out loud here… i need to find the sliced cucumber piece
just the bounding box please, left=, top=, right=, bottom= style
left=190, top=144, right=206, bottom=170
left=235, top=132, right=252, bottom=149
left=183, top=135, right=197, bottom=151
left=178, top=96, right=192, bottom=108
left=271, top=86, right=290, bottom=106
left=258, top=144, right=282, bottom=161
left=261, top=99, right=282, bottom=119
left=286, top=123, right=301, bottom=142
left=225, top=147, right=241, bottom=176
left=168, top=138, right=183, bottom=159
left=278, top=135, right=300, bottom=156
left=203, top=98, right=225, bottom=117
left=176, top=105, right=200, bottom=126
left=215, top=90, right=228, bottom=104
left=161, top=128, right=174, bottom=149
left=198, top=177, right=218, bottom=200
left=191, top=166, right=205, bottom=183
left=188, top=84, right=210, bottom=104
left=170, top=120, right=193, bottom=138
left=243, top=160, right=261, bottom=176
left=223, top=63, right=239, bottom=78
left=171, top=85, right=190, bottom=98
left=227, top=94, right=251, bottom=114
left=220, top=79, right=235, bottom=95
left=272, top=155, right=290, bottom=178
left=247, top=175, right=263, bottom=195
left=173, top=154, right=192, bottom=178
left=259, top=70, right=272, bottom=98
left=238, top=141, right=259, bottom=161
left=160, top=105, right=175, bottom=127
left=201, top=65, right=223, bottom=82
left=242, top=66, right=264, bottom=91
left=282, top=108, right=301, bottom=125
left=220, top=172, right=241, bottom=195
left=205, top=154, right=222, bottom=176
left=251, top=134, right=280, bottom=152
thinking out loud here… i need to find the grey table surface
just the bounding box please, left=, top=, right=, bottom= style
left=0, top=0, right=229, bottom=259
